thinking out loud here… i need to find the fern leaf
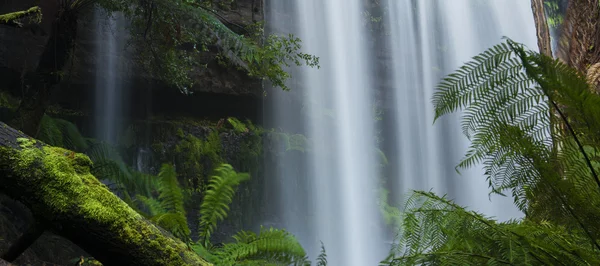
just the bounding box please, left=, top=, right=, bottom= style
left=151, top=164, right=190, bottom=241
left=87, top=142, right=156, bottom=196
left=213, top=227, right=307, bottom=266
left=198, top=164, right=250, bottom=247
left=387, top=191, right=600, bottom=265
left=316, top=241, right=328, bottom=266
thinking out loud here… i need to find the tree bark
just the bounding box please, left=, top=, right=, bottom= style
left=531, top=0, right=553, bottom=56
left=556, top=0, right=600, bottom=72
left=0, top=122, right=211, bottom=266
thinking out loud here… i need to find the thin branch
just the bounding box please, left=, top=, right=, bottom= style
left=550, top=99, right=600, bottom=193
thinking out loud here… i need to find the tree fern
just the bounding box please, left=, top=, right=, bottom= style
left=383, top=191, right=600, bottom=265
left=432, top=39, right=600, bottom=230
left=213, top=226, right=308, bottom=266
left=198, top=163, right=249, bottom=247
left=411, top=37, right=600, bottom=264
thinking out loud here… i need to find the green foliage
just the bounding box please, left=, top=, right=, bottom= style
left=0, top=91, right=20, bottom=109
left=97, top=0, right=318, bottom=92
left=383, top=191, right=600, bottom=265
left=0, top=6, right=42, bottom=26
left=133, top=164, right=190, bottom=241
left=175, top=130, right=223, bottom=190
left=288, top=134, right=309, bottom=153
left=128, top=162, right=310, bottom=265
left=87, top=142, right=157, bottom=197
left=198, top=164, right=249, bottom=247
left=378, top=188, right=401, bottom=229
left=266, top=131, right=310, bottom=154
left=228, top=117, right=248, bottom=133
left=316, top=242, right=328, bottom=266
left=432, top=39, right=548, bottom=201
left=154, top=164, right=191, bottom=241
left=157, top=164, right=186, bottom=214
left=135, top=195, right=165, bottom=217
left=212, top=226, right=309, bottom=266
left=38, top=115, right=88, bottom=151
left=387, top=38, right=600, bottom=265
left=544, top=0, right=564, bottom=28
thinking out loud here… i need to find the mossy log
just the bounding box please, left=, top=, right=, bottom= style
left=0, top=122, right=211, bottom=266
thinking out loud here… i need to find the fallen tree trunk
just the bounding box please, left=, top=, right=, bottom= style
left=0, top=122, right=211, bottom=266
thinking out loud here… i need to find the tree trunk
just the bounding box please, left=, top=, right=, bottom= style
left=0, top=122, right=211, bottom=266
left=531, top=0, right=553, bottom=56
left=557, top=0, right=600, bottom=74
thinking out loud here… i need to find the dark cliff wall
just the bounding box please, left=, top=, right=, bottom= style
left=0, top=0, right=265, bottom=123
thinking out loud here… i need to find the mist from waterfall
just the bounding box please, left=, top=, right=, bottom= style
left=94, top=9, right=127, bottom=144
left=265, top=1, right=537, bottom=265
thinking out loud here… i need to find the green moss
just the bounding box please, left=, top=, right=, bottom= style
left=0, top=91, right=19, bottom=109
left=0, top=6, right=42, bottom=25
left=175, top=130, right=223, bottom=190
left=46, top=105, right=85, bottom=117
left=3, top=141, right=211, bottom=265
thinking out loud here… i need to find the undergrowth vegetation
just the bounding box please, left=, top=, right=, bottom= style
left=34, top=115, right=322, bottom=265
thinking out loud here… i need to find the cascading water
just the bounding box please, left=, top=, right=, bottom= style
left=94, top=9, right=127, bottom=143
left=386, top=0, right=537, bottom=220
left=265, top=0, right=537, bottom=265
left=265, top=1, right=385, bottom=265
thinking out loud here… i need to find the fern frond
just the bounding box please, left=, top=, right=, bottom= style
left=316, top=241, right=328, bottom=266
left=198, top=164, right=249, bottom=247
left=386, top=191, right=600, bottom=266
left=213, top=227, right=308, bottom=266
left=152, top=212, right=190, bottom=241
left=87, top=142, right=156, bottom=196
left=135, top=195, right=165, bottom=218
left=158, top=164, right=185, bottom=213
left=38, top=115, right=88, bottom=151
left=147, top=164, right=190, bottom=241
left=430, top=37, right=600, bottom=257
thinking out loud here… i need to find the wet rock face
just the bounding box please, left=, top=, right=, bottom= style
left=65, top=0, right=264, bottom=96
left=1, top=0, right=265, bottom=118
left=0, top=1, right=59, bottom=91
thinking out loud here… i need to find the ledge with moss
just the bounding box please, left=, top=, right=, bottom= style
left=0, top=122, right=211, bottom=266
left=0, top=7, right=42, bottom=28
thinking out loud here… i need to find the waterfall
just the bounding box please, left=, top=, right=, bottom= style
left=265, top=0, right=536, bottom=264
left=386, top=0, right=536, bottom=219
left=94, top=9, right=127, bottom=143
left=265, top=1, right=385, bottom=264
